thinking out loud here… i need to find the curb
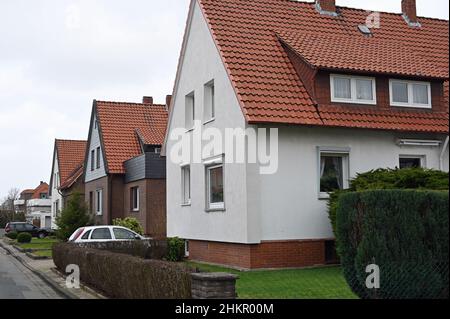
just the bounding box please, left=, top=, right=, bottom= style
left=0, top=240, right=78, bottom=300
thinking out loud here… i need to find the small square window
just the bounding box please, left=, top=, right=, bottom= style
left=399, top=156, right=424, bottom=169
left=412, top=84, right=429, bottom=105
left=331, top=75, right=376, bottom=105
left=356, top=79, right=374, bottom=101
left=333, top=77, right=351, bottom=99
left=206, top=164, right=224, bottom=210
left=392, top=82, right=409, bottom=103
left=390, top=80, right=431, bottom=108
left=319, top=151, right=349, bottom=197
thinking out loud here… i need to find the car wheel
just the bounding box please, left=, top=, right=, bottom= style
left=38, top=232, right=46, bottom=239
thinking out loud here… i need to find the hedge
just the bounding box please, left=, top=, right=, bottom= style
left=53, top=243, right=192, bottom=299
left=336, top=190, right=449, bottom=299
left=17, top=232, right=32, bottom=243
left=328, top=168, right=449, bottom=234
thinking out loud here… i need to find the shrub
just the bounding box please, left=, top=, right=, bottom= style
left=167, top=237, right=185, bottom=262
left=53, top=243, right=192, bottom=299
left=336, top=190, right=449, bottom=299
left=55, top=193, right=93, bottom=241
left=6, top=231, right=18, bottom=240
left=113, top=217, right=144, bottom=235
left=17, top=232, right=32, bottom=243
left=328, top=168, right=449, bottom=234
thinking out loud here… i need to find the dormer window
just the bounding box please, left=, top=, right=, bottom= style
left=330, top=74, right=377, bottom=105
left=389, top=79, right=431, bottom=109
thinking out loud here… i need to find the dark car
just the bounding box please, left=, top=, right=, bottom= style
left=5, top=222, right=54, bottom=239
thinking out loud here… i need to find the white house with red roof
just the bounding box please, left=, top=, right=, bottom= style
left=164, top=0, right=449, bottom=269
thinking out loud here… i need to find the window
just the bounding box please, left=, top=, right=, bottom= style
left=185, top=240, right=190, bottom=257
left=185, top=92, right=195, bottom=130
left=181, top=166, right=191, bottom=205
left=319, top=150, right=350, bottom=198
left=113, top=228, right=137, bottom=240
left=95, top=189, right=103, bottom=216
left=89, top=191, right=93, bottom=214
left=206, top=164, right=224, bottom=210
left=399, top=156, right=424, bottom=169
left=330, top=74, right=376, bottom=105
left=96, top=147, right=101, bottom=169
left=81, top=230, right=92, bottom=240
left=94, top=120, right=98, bottom=129
left=91, top=150, right=95, bottom=171
left=204, top=81, right=215, bottom=122
left=390, top=80, right=431, bottom=108
left=131, top=187, right=140, bottom=212
left=91, top=228, right=112, bottom=240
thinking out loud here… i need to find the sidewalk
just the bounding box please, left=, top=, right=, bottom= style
left=0, top=238, right=104, bottom=299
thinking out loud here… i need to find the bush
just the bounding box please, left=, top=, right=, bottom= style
left=53, top=243, right=192, bottom=299
left=17, top=232, right=32, bottom=243
left=113, top=217, right=144, bottom=235
left=167, top=237, right=185, bottom=262
left=336, top=190, right=449, bottom=299
left=6, top=231, right=18, bottom=240
left=328, top=168, right=449, bottom=234
left=56, top=193, right=93, bottom=241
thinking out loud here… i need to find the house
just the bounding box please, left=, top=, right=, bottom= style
left=13, top=182, right=52, bottom=227
left=48, top=139, right=87, bottom=229
left=83, top=97, right=169, bottom=238
left=164, top=0, right=449, bottom=269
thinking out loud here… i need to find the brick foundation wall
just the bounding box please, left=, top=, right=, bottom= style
left=189, top=239, right=329, bottom=269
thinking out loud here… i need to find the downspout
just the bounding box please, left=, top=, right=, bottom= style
left=439, top=136, right=449, bottom=171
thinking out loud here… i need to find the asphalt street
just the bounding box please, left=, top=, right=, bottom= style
left=0, top=245, right=62, bottom=299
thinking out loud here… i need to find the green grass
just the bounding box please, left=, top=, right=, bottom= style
left=16, top=238, right=59, bottom=250
left=187, top=262, right=357, bottom=299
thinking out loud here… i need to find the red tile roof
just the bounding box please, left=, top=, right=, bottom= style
left=96, top=101, right=168, bottom=174
left=31, top=183, right=49, bottom=199
left=198, top=0, right=449, bottom=132
left=59, top=163, right=84, bottom=190
left=55, top=140, right=87, bottom=188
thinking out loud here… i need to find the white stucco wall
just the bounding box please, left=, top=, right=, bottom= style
left=251, top=126, right=449, bottom=241
left=50, top=151, right=62, bottom=229
left=166, top=1, right=252, bottom=243
left=85, top=113, right=107, bottom=182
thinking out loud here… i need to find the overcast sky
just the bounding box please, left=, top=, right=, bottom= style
left=0, top=0, right=448, bottom=199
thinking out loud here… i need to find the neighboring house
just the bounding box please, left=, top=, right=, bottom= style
left=17, top=182, right=52, bottom=228
left=83, top=97, right=169, bottom=238
left=165, top=0, right=449, bottom=269
left=48, top=139, right=87, bottom=229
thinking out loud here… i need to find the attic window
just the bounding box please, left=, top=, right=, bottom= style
left=358, top=25, right=372, bottom=36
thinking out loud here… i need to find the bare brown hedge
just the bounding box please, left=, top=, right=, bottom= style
left=53, top=243, right=192, bottom=299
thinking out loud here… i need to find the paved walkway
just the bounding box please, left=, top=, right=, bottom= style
left=0, top=245, right=63, bottom=299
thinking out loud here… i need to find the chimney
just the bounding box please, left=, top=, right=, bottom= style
left=143, top=96, right=153, bottom=104
left=166, top=95, right=172, bottom=109
left=402, top=0, right=420, bottom=27
left=316, top=0, right=337, bottom=15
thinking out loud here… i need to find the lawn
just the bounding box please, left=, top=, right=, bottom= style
left=15, top=238, right=59, bottom=258
left=187, top=262, right=357, bottom=299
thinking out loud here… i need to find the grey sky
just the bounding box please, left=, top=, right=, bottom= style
left=0, top=0, right=448, bottom=198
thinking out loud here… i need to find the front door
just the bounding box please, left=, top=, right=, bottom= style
left=45, top=216, right=51, bottom=228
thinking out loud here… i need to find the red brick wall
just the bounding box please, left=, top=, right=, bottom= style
left=189, top=240, right=328, bottom=269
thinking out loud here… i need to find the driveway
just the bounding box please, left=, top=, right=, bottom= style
left=0, top=246, right=63, bottom=299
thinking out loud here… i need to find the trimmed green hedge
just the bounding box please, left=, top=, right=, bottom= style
left=328, top=168, right=449, bottom=234
left=53, top=243, right=192, bottom=299
left=167, top=237, right=185, bottom=262
left=17, top=232, right=32, bottom=243
left=336, top=190, right=449, bottom=299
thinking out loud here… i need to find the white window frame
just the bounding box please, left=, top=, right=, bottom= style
left=185, top=92, right=195, bottom=131
left=330, top=74, right=377, bottom=105
left=131, top=187, right=140, bottom=212
left=318, top=147, right=351, bottom=199
left=95, top=189, right=103, bottom=216
left=181, top=165, right=191, bottom=206
left=389, top=79, right=432, bottom=109
left=205, top=157, right=225, bottom=211
left=399, top=155, right=426, bottom=169
left=204, top=80, right=215, bottom=124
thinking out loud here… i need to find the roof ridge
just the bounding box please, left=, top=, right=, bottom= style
left=96, top=100, right=166, bottom=107
left=55, top=139, right=87, bottom=142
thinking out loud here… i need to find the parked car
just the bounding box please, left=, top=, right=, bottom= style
left=5, top=222, right=54, bottom=239
left=69, top=226, right=145, bottom=243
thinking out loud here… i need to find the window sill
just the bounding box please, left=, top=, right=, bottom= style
left=181, top=203, right=191, bottom=207
left=318, top=193, right=331, bottom=200
left=331, top=99, right=377, bottom=106
left=185, top=128, right=194, bottom=133
left=390, top=103, right=431, bottom=109
left=203, top=118, right=215, bottom=125
left=205, top=206, right=226, bottom=213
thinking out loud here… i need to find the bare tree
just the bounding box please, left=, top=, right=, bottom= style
left=1, top=188, right=20, bottom=211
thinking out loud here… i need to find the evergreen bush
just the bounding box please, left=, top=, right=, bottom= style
left=55, top=192, right=93, bottom=241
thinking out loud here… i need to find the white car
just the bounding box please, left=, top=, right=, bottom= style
left=69, top=226, right=145, bottom=243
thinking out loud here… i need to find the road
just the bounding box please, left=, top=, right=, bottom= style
left=0, top=246, right=63, bottom=299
